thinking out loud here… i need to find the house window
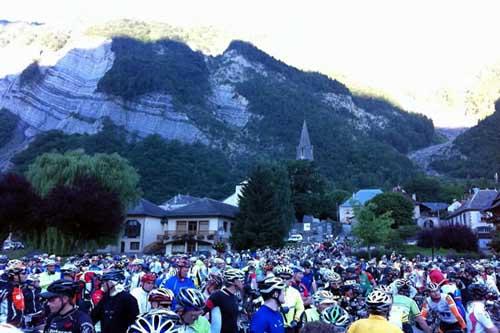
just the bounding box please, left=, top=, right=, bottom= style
left=125, top=220, right=141, bottom=238
left=199, top=221, right=209, bottom=233
left=130, top=242, right=140, bottom=250
left=223, top=221, right=228, bottom=232
left=177, top=221, right=187, bottom=232
left=188, top=221, right=197, bottom=234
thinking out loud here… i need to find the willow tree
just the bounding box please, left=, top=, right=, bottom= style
left=26, top=150, right=141, bottom=251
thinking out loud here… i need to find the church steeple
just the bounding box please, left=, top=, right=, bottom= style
left=296, top=120, right=314, bottom=161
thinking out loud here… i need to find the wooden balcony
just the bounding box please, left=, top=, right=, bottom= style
left=157, top=230, right=222, bottom=242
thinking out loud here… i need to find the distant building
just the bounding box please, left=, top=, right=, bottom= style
left=339, top=189, right=383, bottom=224
left=100, top=198, right=168, bottom=254
left=416, top=202, right=449, bottom=228
left=160, top=194, right=202, bottom=211
left=443, top=189, right=497, bottom=249
left=223, top=181, right=247, bottom=207
left=296, top=120, right=314, bottom=161
left=160, top=198, right=239, bottom=255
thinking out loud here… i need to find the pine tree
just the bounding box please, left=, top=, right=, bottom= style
left=232, top=163, right=293, bottom=250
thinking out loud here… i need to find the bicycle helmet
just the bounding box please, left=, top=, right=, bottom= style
left=7, top=260, right=26, bottom=276
left=373, top=285, right=392, bottom=294
left=149, top=288, right=175, bottom=305
left=223, top=268, right=244, bottom=282
left=208, top=272, right=224, bottom=287
left=366, top=290, right=392, bottom=314
left=141, top=273, right=156, bottom=284
left=468, top=283, right=489, bottom=301
left=273, top=266, right=293, bottom=279
left=128, top=309, right=182, bottom=333
left=258, top=277, right=287, bottom=296
left=320, top=305, right=351, bottom=327
left=176, top=288, right=205, bottom=310
left=312, top=290, right=336, bottom=306
left=60, top=263, right=78, bottom=274
left=100, top=270, right=125, bottom=283
left=41, top=280, right=79, bottom=298
left=323, top=270, right=341, bottom=284
left=427, top=282, right=440, bottom=292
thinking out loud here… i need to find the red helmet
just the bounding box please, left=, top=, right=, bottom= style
left=141, top=273, right=156, bottom=284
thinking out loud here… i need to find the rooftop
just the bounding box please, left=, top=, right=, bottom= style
left=340, top=189, right=383, bottom=207
left=127, top=198, right=167, bottom=218
left=164, top=198, right=239, bottom=219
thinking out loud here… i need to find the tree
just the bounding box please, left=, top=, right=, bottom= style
left=0, top=173, right=42, bottom=243
left=232, top=162, right=293, bottom=250
left=26, top=150, right=141, bottom=209
left=39, top=176, right=124, bottom=253
left=352, top=203, right=394, bottom=258
left=316, top=190, right=350, bottom=221
left=369, top=192, right=414, bottom=228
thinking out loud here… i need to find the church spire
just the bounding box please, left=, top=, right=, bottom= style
left=296, top=120, right=314, bottom=161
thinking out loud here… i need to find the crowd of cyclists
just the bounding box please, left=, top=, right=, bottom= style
left=0, top=240, right=498, bottom=333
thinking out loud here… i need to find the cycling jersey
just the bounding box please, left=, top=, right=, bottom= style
left=90, top=290, right=139, bottom=333
left=421, top=294, right=466, bottom=330
left=205, top=287, right=239, bottom=333
left=389, top=294, right=420, bottom=329
left=282, top=286, right=304, bottom=327
left=44, top=307, right=95, bottom=333
left=467, top=301, right=496, bottom=333
left=304, top=307, right=320, bottom=322
left=130, top=287, right=150, bottom=315
left=186, top=315, right=211, bottom=333
left=347, top=314, right=403, bottom=333
left=250, top=304, right=285, bottom=333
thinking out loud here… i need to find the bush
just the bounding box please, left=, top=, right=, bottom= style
left=417, top=225, right=478, bottom=252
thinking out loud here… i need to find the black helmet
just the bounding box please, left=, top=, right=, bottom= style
left=101, top=270, right=125, bottom=282
left=468, top=283, right=489, bottom=301
left=41, top=280, right=78, bottom=299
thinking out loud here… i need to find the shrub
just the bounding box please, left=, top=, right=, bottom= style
left=417, top=225, right=478, bottom=252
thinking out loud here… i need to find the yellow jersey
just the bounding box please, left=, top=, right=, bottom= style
left=347, top=314, right=403, bottom=333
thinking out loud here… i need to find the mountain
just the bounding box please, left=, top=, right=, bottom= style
left=430, top=99, right=500, bottom=179
left=0, top=20, right=438, bottom=202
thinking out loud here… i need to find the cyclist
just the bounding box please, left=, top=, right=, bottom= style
left=304, top=290, right=336, bottom=322
left=421, top=282, right=466, bottom=333
left=91, top=270, right=139, bottom=333
left=128, top=308, right=182, bottom=333
left=131, top=272, right=156, bottom=314
left=274, top=266, right=304, bottom=333
left=250, top=276, right=287, bottom=333
left=389, top=278, right=431, bottom=333
left=41, top=279, right=94, bottom=333
left=160, top=258, right=195, bottom=309
left=347, top=290, right=402, bottom=333
left=176, top=287, right=210, bottom=333
left=148, top=288, right=175, bottom=310
left=205, top=268, right=244, bottom=333
left=320, top=304, right=351, bottom=332
left=466, top=283, right=499, bottom=333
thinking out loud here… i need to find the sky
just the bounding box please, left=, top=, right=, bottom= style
left=3, top=0, right=499, bottom=126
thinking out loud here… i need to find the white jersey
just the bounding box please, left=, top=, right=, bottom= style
left=466, top=301, right=495, bottom=333
left=130, top=287, right=151, bottom=315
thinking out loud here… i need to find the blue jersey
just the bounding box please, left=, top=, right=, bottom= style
left=161, top=275, right=195, bottom=308
left=250, top=304, right=285, bottom=333
left=301, top=272, right=315, bottom=292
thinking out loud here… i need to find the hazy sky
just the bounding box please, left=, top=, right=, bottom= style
left=3, top=0, right=499, bottom=126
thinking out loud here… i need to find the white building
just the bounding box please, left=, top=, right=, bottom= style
left=160, top=198, right=239, bottom=255
left=443, top=189, right=497, bottom=249
left=100, top=198, right=168, bottom=254
left=223, top=181, right=247, bottom=207
left=339, top=189, right=383, bottom=224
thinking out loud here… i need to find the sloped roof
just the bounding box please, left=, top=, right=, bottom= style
left=161, top=194, right=202, bottom=208
left=420, top=202, right=449, bottom=212
left=446, top=189, right=498, bottom=219
left=127, top=198, right=167, bottom=218
left=164, top=198, right=239, bottom=219
left=340, top=189, right=383, bottom=207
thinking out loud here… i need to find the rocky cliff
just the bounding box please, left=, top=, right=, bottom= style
left=0, top=20, right=437, bottom=190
